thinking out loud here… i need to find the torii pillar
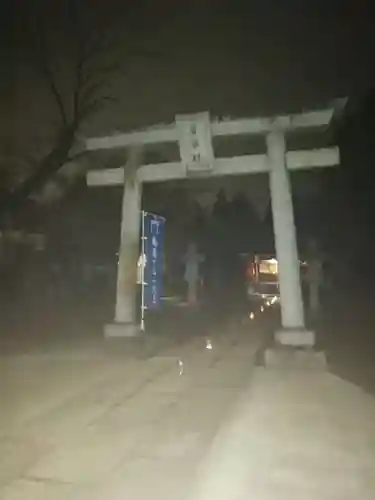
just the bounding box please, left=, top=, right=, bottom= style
left=267, top=129, right=313, bottom=347
left=105, top=146, right=143, bottom=337
left=85, top=108, right=340, bottom=347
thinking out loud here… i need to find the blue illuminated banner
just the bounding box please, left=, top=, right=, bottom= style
left=143, top=212, right=165, bottom=309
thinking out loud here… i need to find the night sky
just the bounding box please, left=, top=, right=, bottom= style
left=5, top=0, right=375, bottom=136
left=2, top=0, right=375, bottom=267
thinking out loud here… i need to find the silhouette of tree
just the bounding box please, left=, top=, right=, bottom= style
left=208, top=189, right=232, bottom=256
left=1, top=0, right=154, bottom=217
left=330, top=88, right=375, bottom=283
left=229, top=193, right=260, bottom=254
left=259, top=201, right=275, bottom=254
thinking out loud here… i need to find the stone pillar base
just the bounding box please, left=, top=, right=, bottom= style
left=104, top=322, right=141, bottom=338
left=275, top=327, right=315, bottom=347
left=264, top=347, right=327, bottom=370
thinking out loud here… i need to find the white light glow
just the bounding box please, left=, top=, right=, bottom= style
left=178, top=359, right=184, bottom=376
left=206, top=339, right=213, bottom=350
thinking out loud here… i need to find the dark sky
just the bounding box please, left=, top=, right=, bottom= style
left=0, top=0, right=371, bottom=202
left=2, top=0, right=375, bottom=253
left=6, top=0, right=375, bottom=131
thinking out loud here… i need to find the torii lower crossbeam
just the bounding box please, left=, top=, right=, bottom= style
left=85, top=109, right=339, bottom=344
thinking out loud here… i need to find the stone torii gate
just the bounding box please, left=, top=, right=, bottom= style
left=85, top=109, right=339, bottom=344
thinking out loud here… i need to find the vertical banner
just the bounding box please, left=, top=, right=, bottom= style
left=144, top=212, right=165, bottom=309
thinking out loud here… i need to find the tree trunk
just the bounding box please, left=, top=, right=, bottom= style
left=0, top=125, right=77, bottom=218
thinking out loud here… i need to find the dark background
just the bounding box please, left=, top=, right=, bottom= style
left=1, top=0, right=375, bottom=308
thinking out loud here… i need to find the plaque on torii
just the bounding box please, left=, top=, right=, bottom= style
left=84, top=105, right=341, bottom=343
left=176, top=112, right=214, bottom=175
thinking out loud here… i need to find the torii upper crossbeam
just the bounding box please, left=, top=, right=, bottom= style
left=85, top=109, right=339, bottom=343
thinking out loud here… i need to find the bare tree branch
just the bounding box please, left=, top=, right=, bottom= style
left=33, top=14, right=68, bottom=126
left=65, top=150, right=89, bottom=164
left=81, top=29, right=121, bottom=69
left=78, top=78, right=110, bottom=112
left=0, top=124, right=78, bottom=214
left=73, top=54, right=85, bottom=121
left=86, top=61, right=125, bottom=81
left=69, top=0, right=86, bottom=122
left=77, top=96, right=117, bottom=122
left=1, top=2, right=124, bottom=217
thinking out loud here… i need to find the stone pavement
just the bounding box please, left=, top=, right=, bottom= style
left=188, top=367, right=375, bottom=500
left=0, top=318, right=261, bottom=499
left=2, top=314, right=375, bottom=499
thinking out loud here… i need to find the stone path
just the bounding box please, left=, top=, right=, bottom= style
left=188, top=366, right=375, bottom=500
left=3, top=308, right=375, bottom=500
left=1, top=320, right=261, bottom=499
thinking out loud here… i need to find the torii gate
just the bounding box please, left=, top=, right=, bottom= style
left=85, top=109, right=339, bottom=343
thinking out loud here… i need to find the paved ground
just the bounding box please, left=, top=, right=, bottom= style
left=2, top=294, right=375, bottom=499
left=189, top=367, right=375, bottom=500
left=1, top=310, right=262, bottom=499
